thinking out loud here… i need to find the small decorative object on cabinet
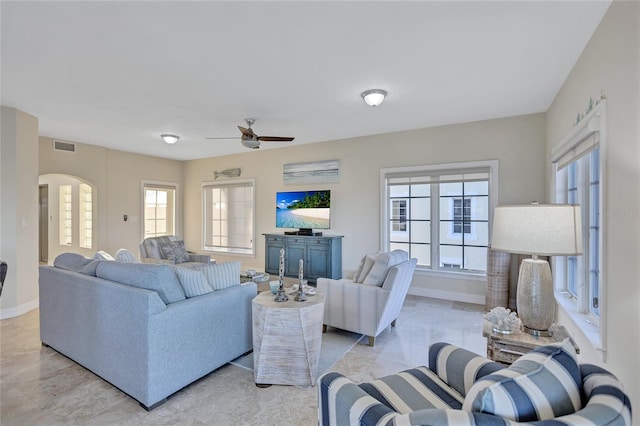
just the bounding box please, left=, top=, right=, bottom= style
left=482, top=320, right=579, bottom=364
left=264, top=234, right=342, bottom=284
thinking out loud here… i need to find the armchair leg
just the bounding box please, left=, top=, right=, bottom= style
left=322, top=324, right=327, bottom=333
left=368, top=336, right=375, bottom=347
left=391, top=319, right=397, bottom=327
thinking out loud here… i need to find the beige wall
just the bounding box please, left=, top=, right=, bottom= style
left=0, top=107, right=39, bottom=318
left=38, top=136, right=183, bottom=257
left=183, top=113, right=547, bottom=303
left=546, top=1, right=639, bottom=411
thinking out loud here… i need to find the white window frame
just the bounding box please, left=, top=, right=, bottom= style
left=380, top=160, right=499, bottom=278
left=551, top=101, right=606, bottom=359
left=78, top=183, right=93, bottom=249
left=202, top=178, right=256, bottom=256
left=142, top=181, right=178, bottom=239
left=59, top=184, right=72, bottom=246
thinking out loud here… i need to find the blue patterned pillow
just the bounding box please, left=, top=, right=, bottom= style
left=161, top=240, right=191, bottom=264
left=463, top=339, right=582, bottom=422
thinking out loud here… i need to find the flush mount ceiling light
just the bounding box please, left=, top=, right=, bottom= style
left=361, top=89, right=387, bottom=107
left=161, top=134, right=180, bottom=144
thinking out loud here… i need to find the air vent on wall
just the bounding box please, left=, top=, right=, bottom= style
left=53, top=140, right=75, bottom=153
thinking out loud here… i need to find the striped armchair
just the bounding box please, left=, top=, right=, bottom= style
left=318, top=341, right=632, bottom=426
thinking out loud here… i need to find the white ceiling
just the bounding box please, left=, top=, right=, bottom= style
left=1, top=1, right=610, bottom=161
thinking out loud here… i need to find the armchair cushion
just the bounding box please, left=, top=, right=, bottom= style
left=463, top=339, right=582, bottom=422
left=361, top=250, right=408, bottom=286
left=353, top=255, right=375, bottom=283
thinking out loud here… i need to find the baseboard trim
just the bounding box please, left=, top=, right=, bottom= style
left=408, top=287, right=485, bottom=305
left=0, top=298, right=39, bottom=320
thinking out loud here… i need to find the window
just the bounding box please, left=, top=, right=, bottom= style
left=381, top=160, right=498, bottom=274
left=551, top=102, right=605, bottom=352
left=203, top=179, right=255, bottom=255
left=143, top=183, right=176, bottom=238
left=391, top=199, right=407, bottom=231
left=59, top=185, right=72, bottom=245
left=79, top=183, right=93, bottom=249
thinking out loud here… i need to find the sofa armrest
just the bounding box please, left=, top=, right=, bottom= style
left=428, top=342, right=504, bottom=397
left=188, top=253, right=212, bottom=264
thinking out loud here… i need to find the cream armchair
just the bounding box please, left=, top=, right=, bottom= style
left=317, top=251, right=417, bottom=346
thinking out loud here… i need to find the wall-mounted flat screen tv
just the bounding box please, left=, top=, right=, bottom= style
left=276, top=190, right=331, bottom=230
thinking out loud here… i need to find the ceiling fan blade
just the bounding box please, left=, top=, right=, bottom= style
left=257, top=136, right=295, bottom=142
left=205, top=137, right=240, bottom=140
left=238, top=126, right=257, bottom=138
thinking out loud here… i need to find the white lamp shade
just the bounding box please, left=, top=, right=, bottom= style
left=361, top=89, right=387, bottom=107
left=491, top=204, right=582, bottom=256
left=161, top=134, right=179, bottom=144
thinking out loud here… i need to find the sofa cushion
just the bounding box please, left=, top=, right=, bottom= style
left=95, top=262, right=186, bottom=304
left=94, top=250, right=115, bottom=261
left=362, top=250, right=408, bottom=286
left=115, top=248, right=140, bottom=263
left=54, top=253, right=93, bottom=272
left=161, top=240, right=191, bottom=264
left=202, top=261, right=241, bottom=290
left=463, top=339, right=582, bottom=422
left=171, top=266, right=214, bottom=298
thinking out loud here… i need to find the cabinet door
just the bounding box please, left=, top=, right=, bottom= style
left=265, top=236, right=285, bottom=275
left=285, top=238, right=306, bottom=277
left=307, top=239, right=331, bottom=280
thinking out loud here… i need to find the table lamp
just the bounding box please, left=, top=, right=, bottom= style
left=491, top=204, right=582, bottom=336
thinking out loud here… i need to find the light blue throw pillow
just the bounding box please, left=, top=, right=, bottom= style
left=171, top=266, right=214, bottom=298
left=202, top=261, right=241, bottom=290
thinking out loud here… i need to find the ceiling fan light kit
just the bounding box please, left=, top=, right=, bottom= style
left=161, top=134, right=180, bottom=144
left=361, top=89, right=387, bottom=107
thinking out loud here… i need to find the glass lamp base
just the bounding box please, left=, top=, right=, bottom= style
left=523, top=325, right=553, bottom=337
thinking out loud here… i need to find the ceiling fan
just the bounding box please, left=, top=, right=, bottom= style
left=207, top=118, right=294, bottom=149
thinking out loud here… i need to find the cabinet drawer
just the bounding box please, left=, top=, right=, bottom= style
left=266, top=236, right=284, bottom=244
left=288, top=237, right=307, bottom=245
left=307, top=238, right=330, bottom=246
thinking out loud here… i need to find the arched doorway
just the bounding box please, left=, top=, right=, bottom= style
left=38, top=174, right=97, bottom=263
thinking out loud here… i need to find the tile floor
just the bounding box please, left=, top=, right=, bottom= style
left=0, top=295, right=487, bottom=425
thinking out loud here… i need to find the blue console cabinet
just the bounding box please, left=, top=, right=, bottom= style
left=264, top=234, right=343, bottom=284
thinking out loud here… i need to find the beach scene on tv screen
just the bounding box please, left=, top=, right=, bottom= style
left=276, top=190, right=330, bottom=229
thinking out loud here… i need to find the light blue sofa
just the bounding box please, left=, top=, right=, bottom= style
left=39, top=255, right=256, bottom=410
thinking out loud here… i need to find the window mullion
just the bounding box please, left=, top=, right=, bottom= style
left=431, top=181, right=440, bottom=270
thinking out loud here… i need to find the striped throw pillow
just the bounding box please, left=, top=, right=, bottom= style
left=115, top=248, right=140, bottom=263
left=202, top=261, right=241, bottom=290
left=463, top=339, right=582, bottom=422
left=171, top=266, right=214, bottom=298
